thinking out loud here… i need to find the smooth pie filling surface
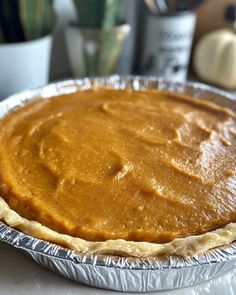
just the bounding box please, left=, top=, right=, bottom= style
left=0, top=88, right=236, bottom=244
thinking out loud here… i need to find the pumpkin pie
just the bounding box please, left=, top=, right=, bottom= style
left=0, top=87, right=236, bottom=257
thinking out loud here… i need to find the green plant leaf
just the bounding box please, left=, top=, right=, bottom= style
left=73, top=0, right=123, bottom=29
left=0, top=0, right=25, bottom=43
left=20, top=0, right=55, bottom=41
left=103, top=0, right=121, bottom=28
left=41, top=0, right=56, bottom=36
left=0, top=25, right=5, bottom=43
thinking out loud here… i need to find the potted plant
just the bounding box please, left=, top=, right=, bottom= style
left=65, top=0, right=130, bottom=77
left=0, top=0, right=55, bottom=99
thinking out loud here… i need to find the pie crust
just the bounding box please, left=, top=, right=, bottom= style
left=1, top=197, right=236, bottom=257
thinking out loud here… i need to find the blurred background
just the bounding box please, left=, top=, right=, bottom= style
left=0, top=0, right=236, bottom=99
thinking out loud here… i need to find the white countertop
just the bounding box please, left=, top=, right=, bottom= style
left=1, top=241, right=236, bottom=295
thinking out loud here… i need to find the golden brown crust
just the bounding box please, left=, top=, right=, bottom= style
left=1, top=196, right=236, bottom=258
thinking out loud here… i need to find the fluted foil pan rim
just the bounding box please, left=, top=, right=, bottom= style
left=0, top=75, right=236, bottom=291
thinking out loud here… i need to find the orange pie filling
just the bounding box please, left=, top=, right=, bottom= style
left=0, top=88, right=236, bottom=244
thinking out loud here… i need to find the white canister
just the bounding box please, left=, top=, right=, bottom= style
left=141, top=11, right=196, bottom=81
left=0, top=35, right=52, bottom=100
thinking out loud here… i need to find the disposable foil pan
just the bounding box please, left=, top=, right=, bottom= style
left=0, top=76, right=236, bottom=292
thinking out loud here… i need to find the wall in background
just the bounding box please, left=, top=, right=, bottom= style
left=195, top=0, right=231, bottom=40
left=50, top=0, right=76, bottom=80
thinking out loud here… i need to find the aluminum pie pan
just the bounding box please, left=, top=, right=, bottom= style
left=0, top=75, right=236, bottom=292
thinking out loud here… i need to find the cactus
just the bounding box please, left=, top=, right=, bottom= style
left=0, top=0, right=55, bottom=43
left=0, top=26, right=4, bottom=43
left=73, top=0, right=124, bottom=29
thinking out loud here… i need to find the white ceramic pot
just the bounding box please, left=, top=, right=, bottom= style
left=0, top=35, right=52, bottom=100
